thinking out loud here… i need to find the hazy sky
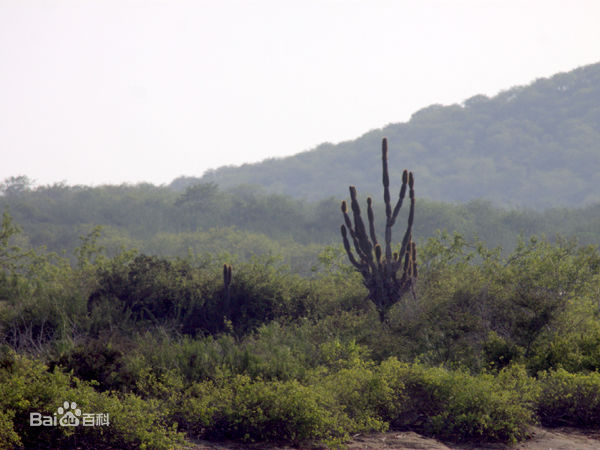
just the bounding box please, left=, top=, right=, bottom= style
left=1, top=0, right=599, bottom=187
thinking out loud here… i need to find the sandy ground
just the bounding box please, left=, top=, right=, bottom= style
left=189, top=427, right=600, bottom=449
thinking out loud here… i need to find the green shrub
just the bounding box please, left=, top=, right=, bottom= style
left=483, top=331, right=524, bottom=372
left=87, top=253, right=321, bottom=338
left=392, top=363, right=536, bottom=443
left=126, top=319, right=377, bottom=386
left=212, top=257, right=313, bottom=335
left=88, top=254, right=207, bottom=327
left=175, top=360, right=538, bottom=446
left=528, top=326, right=600, bottom=374
left=51, top=340, right=136, bottom=392
left=412, top=234, right=600, bottom=371
left=318, top=357, right=406, bottom=433
left=67, top=388, right=184, bottom=450
left=537, top=369, right=600, bottom=427
left=180, top=375, right=346, bottom=445
left=0, top=409, right=21, bottom=448
left=0, top=349, right=185, bottom=449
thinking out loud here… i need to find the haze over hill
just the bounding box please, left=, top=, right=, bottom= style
left=178, top=62, right=600, bottom=209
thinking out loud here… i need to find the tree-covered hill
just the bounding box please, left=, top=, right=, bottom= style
left=189, top=62, right=600, bottom=208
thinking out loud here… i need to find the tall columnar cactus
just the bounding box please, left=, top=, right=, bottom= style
left=340, top=138, right=417, bottom=322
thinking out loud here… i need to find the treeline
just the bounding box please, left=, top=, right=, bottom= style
left=1, top=210, right=600, bottom=448
left=195, top=62, right=600, bottom=208
left=2, top=177, right=600, bottom=273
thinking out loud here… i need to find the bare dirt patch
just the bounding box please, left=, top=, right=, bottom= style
left=343, top=427, right=600, bottom=449
left=189, top=427, right=600, bottom=449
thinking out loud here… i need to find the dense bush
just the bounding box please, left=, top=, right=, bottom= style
left=537, top=369, right=600, bottom=427
left=86, top=252, right=328, bottom=337
left=181, top=375, right=344, bottom=445
left=50, top=340, right=136, bottom=392
left=0, top=348, right=184, bottom=449
left=317, top=358, right=405, bottom=433
left=389, top=362, right=537, bottom=443
left=408, top=233, right=600, bottom=372
left=528, top=329, right=600, bottom=375
left=167, top=359, right=539, bottom=446
left=87, top=254, right=208, bottom=326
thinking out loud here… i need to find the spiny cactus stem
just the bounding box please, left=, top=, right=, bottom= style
left=349, top=186, right=372, bottom=259
left=341, top=204, right=366, bottom=260
left=391, top=171, right=409, bottom=225
left=223, top=263, right=232, bottom=303
left=341, top=225, right=362, bottom=270
left=382, top=139, right=392, bottom=219
left=399, top=181, right=415, bottom=260
left=367, top=197, right=378, bottom=247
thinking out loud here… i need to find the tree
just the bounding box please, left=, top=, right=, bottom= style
left=0, top=176, right=34, bottom=196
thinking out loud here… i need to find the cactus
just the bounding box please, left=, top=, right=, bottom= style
left=340, top=138, right=417, bottom=322
left=223, top=263, right=232, bottom=302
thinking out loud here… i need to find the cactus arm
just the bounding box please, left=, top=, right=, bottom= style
left=342, top=200, right=368, bottom=262
left=396, top=172, right=415, bottom=270
left=349, top=186, right=373, bottom=260
left=341, top=225, right=364, bottom=271
left=390, top=170, right=409, bottom=226
left=367, top=197, right=378, bottom=247
left=382, top=138, right=392, bottom=220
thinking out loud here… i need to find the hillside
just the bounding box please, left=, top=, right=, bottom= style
left=186, top=62, right=600, bottom=208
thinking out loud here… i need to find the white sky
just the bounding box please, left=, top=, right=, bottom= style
left=1, top=0, right=599, bottom=187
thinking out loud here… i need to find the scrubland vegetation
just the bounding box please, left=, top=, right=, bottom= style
left=1, top=201, right=600, bottom=448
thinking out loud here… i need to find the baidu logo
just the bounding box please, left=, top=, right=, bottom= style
left=57, top=401, right=81, bottom=426
left=30, top=401, right=109, bottom=427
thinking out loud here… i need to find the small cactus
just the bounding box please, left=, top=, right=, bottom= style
left=223, top=263, right=232, bottom=302
left=340, top=138, right=417, bottom=322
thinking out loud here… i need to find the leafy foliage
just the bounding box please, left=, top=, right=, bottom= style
left=0, top=348, right=184, bottom=449
left=390, top=362, right=537, bottom=443
left=537, top=369, right=600, bottom=427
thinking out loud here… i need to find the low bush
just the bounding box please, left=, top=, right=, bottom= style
left=171, top=358, right=538, bottom=446
left=178, top=375, right=346, bottom=445
left=318, top=357, right=406, bottom=433
left=537, top=368, right=600, bottom=427
left=0, top=349, right=185, bottom=449
left=528, top=326, right=600, bottom=374
left=51, top=340, right=136, bottom=392
left=392, top=362, right=536, bottom=443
